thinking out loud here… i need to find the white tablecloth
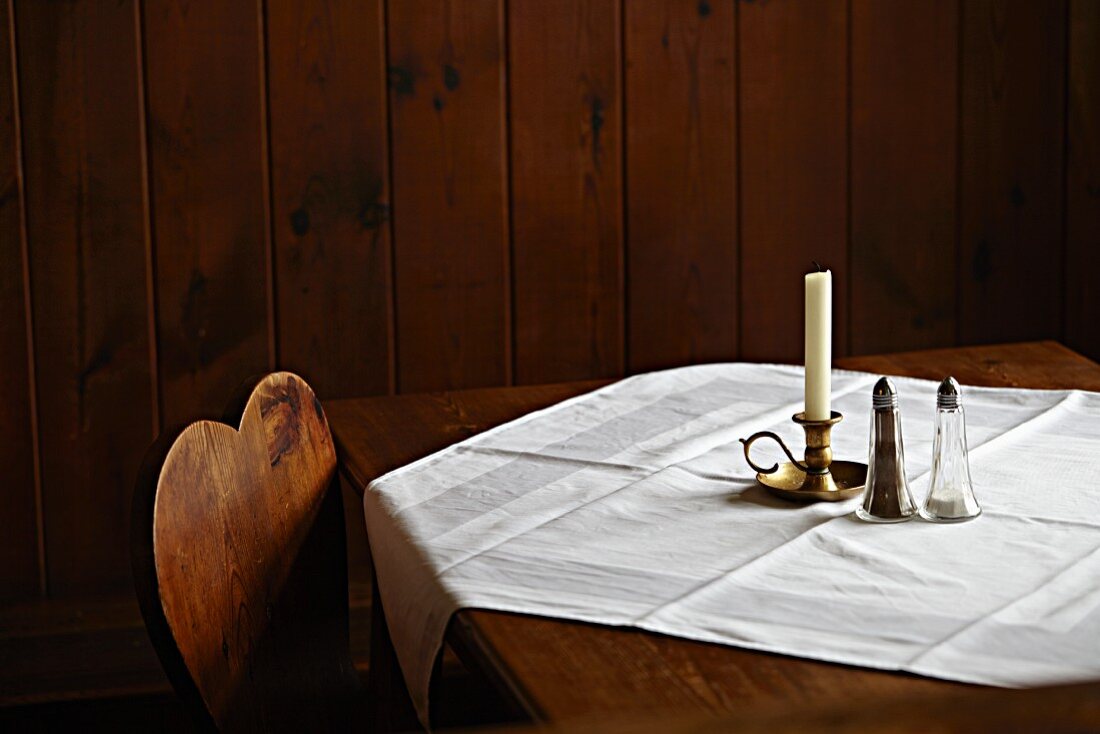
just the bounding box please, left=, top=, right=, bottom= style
left=362, top=364, right=1100, bottom=723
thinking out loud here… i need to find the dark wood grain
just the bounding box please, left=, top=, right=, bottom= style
left=958, top=0, right=1066, bottom=345
left=493, top=680, right=1100, bottom=733
left=0, top=578, right=371, bottom=708
left=16, top=0, right=154, bottom=596
left=739, top=0, right=848, bottom=361
left=266, top=0, right=394, bottom=589
left=329, top=341, right=1100, bottom=723
left=1066, top=0, right=1100, bottom=363
left=840, top=340, right=1100, bottom=392
left=625, top=0, right=737, bottom=372
left=0, top=0, right=37, bottom=598
left=1, top=1, right=1096, bottom=601
left=132, top=373, right=366, bottom=731
left=850, top=0, right=958, bottom=354
left=145, top=0, right=271, bottom=427
left=267, top=0, right=394, bottom=400
left=454, top=611, right=962, bottom=722
left=388, top=0, right=510, bottom=393
left=0, top=582, right=499, bottom=728
left=510, top=0, right=623, bottom=384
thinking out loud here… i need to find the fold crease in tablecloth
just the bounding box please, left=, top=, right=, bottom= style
left=361, top=364, right=1100, bottom=726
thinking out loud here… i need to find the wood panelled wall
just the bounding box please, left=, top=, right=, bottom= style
left=1, top=0, right=1097, bottom=600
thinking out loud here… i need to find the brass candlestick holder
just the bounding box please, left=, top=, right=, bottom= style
left=740, top=411, right=867, bottom=502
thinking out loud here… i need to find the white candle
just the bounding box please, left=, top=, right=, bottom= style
left=804, top=268, right=832, bottom=420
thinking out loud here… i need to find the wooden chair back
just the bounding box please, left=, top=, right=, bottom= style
left=131, top=372, right=366, bottom=732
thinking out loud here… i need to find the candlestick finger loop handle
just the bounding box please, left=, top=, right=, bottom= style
left=739, top=432, right=809, bottom=475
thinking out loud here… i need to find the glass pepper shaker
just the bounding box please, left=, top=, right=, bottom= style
left=857, top=377, right=917, bottom=523
left=920, top=377, right=981, bottom=522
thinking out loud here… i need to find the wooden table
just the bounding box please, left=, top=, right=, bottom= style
left=326, top=341, right=1100, bottom=724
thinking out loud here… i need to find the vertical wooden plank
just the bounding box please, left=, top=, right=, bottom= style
left=17, top=0, right=153, bottom=594
left=959, top=0, right=1066, bottom=344
left=510, top=0, right=623, bottom=384
left=267, top=0, right=389, bottom=588
left=0, top=0, right=38, bottom=598
left=1066, top=0, right=1100, bottom=362
left=626, top=0, right=738, bottom=372
left=144, top=0, right=270, bottom=426
left=850, top=0, right=958, bottom=355
left=267, top=0, right=394, bottom=399
left=388, top=0, right=510, bottom=393
left=739, top=0, right=848, bottom=363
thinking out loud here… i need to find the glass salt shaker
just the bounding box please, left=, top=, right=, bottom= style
left=920, top=377, right=981, bottom=522
left=856, top=377, right=918, bottom=523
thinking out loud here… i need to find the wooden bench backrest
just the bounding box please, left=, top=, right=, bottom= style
left=132, top=373, right=364, bottom=732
